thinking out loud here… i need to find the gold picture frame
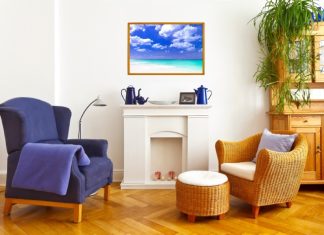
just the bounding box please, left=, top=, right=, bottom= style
left=128, top=22, right=205, bottom=75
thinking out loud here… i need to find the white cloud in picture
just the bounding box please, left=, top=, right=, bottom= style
left=130, top=36, right=153, bottom=47
left=152, top=43, right=168, bottom=50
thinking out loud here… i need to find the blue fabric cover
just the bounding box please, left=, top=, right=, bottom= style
left=12, top=143, right=90, bottom=195
left=0, top=97, right=113, bottom=203
left=253, top=129, right=297, bottom=163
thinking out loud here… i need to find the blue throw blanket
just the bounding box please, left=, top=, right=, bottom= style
left=12, top=143, right=90, bottom=195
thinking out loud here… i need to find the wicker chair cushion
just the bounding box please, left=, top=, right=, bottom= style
left=252, top=129, right=297, bottom=163
left=221, top=162, right=256, bottom=181
left=178, top=171, right=228, bottom=186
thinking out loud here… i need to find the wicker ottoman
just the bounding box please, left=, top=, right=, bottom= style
left=176, top=171, right=229, bottom=222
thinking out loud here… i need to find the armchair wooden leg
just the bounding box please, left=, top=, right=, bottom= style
left=252, top=205, right=260, bottom=218
left=103, top=184, right=110, bottom=201
left=73, top=204, right=82, bottom=223
left=3, top=198, right=12, bottom=215
left=286, top=202, right=292, bottom=208
left=188, top=214, right=196, bottom=223
left=217, top=213, right=225, bottom=220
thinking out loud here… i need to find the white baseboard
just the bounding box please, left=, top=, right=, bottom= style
left=0, top=170, right=6, bottom=186
left=209, top=167, right=218, bottom=172
left=0, top=169, right=123, bottom=187
left=113, top=169, right=123, bottom=182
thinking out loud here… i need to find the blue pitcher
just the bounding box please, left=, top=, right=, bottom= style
left=121, top=86, right=136, bottom=104
left=194, top=85, right=212, bottom=104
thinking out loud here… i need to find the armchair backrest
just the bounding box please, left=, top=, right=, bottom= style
left=0, top=97, right=71, bottom=154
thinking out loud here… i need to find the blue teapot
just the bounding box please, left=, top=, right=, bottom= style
left=136, top=89, right=149, bottom=105
left=194, top=85, right=212, bottom=104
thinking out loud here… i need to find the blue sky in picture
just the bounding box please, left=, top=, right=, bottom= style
left=129, top=24, right=203, bottom=60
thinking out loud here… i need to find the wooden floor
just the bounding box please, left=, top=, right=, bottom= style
left=0, top=184, right=324, bottom=234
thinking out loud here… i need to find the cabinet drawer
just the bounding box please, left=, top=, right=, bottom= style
left=290, top=116, right=321, bottom=127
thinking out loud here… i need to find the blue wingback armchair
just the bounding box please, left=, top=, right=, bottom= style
left=0, top=97, right=113, bottom=223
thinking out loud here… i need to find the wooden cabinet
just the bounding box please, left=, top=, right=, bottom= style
left=268, top=23, right=324, bottom=184
left=270, top=114, right=324, bottom=184
left=269, top=23, right=324, bottom=112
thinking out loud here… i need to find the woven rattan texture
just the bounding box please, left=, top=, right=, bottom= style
left=176, top=180, right=229, bottom=216
left=216, top=132, right=308, bottom=207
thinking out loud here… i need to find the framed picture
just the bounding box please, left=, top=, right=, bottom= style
left=179, top=92, right=196, bottom=104
left=314, top=36, right=324, bottom=82
left=128, top=22, right=204, bottom=75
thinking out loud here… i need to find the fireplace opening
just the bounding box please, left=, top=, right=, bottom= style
left=150, top=137, right=183, bottom=181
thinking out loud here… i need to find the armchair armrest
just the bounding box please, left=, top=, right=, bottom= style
left=216, top=133, right=261, bottom=165
left=69, top=157, right=86, bottom=202
left=254, top=135, right=308, bottom=187
left=66, top=139, right=108, bottom=157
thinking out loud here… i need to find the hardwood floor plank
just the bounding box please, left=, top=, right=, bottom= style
left=0, top=183, right=324, bottom=234
left=90, top=219, right=128, bottom=235
left=138, top=218, right=178, bottom=235
left=109, top=219, right=143, bottom=235
left=120, top=218, right=163, bottom=235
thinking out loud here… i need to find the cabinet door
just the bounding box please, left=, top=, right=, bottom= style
left=291, top=127, right=321, bottom=180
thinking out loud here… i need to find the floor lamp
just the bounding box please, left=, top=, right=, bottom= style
left=78, top=96, right=106, bottom=139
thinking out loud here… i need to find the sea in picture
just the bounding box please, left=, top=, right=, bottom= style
left=130, top=59, right=203, bottom=73
left=129, top=23, right=204, bottom=74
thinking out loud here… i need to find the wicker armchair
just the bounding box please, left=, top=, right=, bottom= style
left=216, top=131, right=308, bottom=218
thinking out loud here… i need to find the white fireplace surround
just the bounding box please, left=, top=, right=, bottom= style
left=121, top=105, right=211, bottom=189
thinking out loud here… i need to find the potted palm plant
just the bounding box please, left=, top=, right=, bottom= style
left=252, top=0, right=322, bottom=112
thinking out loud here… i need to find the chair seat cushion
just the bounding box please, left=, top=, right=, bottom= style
left=178, top=170, right=228, bottom=186
left=79, top=157, right=112, bottom=190
left=221, top=162, right=256, bottom=181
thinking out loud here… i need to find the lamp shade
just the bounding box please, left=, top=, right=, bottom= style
left=93, top=96, right=107, bottom=106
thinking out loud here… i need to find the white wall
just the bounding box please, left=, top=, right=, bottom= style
left=57, top=0, right=268, bottom=180
left=0, top=0, right=269, bottom=184
left=0, top=0, right=54, bottom=184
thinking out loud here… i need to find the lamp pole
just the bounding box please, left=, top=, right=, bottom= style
left=78, top=97, right=106, bottom=139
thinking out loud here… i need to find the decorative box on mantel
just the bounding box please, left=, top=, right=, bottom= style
left=121, top=104, right=211, bottom=189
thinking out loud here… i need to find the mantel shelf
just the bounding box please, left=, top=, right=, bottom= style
left=121, top=104, right=212, bottom=109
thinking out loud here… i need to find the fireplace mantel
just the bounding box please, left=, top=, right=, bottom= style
left=121, top=104, right=211, bottom=189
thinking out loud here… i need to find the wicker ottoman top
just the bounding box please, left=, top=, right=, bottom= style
left=178, top=171, right=228, bottom=186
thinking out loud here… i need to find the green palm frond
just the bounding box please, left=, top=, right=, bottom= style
left=252, top=0, right=322, bottom=112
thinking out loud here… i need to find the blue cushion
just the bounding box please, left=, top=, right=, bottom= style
left=252, top=129, right=297, bottom=163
